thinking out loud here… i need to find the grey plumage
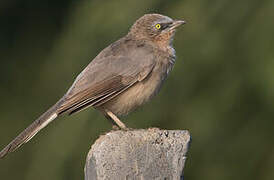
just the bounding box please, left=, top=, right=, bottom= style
left=0, top=14, right=185, bottom=159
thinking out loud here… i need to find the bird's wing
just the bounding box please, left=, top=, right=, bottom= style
left=57, top=42, right=156, bottom=114
left=0, top=39, right=155, bottom=159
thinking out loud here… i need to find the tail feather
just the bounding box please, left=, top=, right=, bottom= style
left=0, top=102, right=61, bottom=159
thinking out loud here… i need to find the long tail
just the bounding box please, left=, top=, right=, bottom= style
left=0, top=100, right=63, bottom=159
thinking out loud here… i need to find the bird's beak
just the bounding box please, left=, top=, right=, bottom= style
left=170, top=20, right=186, bottom=30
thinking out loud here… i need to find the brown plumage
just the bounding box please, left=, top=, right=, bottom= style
left=0, top=14, right=185, bottom=159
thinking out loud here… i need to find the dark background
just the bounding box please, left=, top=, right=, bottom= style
left=0, top=0, right=274, bottom=179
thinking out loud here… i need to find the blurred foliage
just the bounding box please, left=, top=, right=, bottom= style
left=0, top=0, right=274, bottom=179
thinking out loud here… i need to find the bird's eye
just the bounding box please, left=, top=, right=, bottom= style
left=155, top=24, right=161, bottom=30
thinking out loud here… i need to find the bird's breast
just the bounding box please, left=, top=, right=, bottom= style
left=101, top=55, right=174, bottom=117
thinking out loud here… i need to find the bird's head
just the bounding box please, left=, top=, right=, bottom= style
left=129, top=14, right=185, bottom=47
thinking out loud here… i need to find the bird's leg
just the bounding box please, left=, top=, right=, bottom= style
left=104, top=109, right=127, bottom=130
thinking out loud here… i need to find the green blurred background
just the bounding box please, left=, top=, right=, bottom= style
left=0, top=0, right=274, bottom=179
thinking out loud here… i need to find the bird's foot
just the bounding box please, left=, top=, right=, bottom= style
left=121, top=126, right=134, bottom=131
left=112, top=125, right=133, bottom=131
left=112, top=125, right=120, bottom=131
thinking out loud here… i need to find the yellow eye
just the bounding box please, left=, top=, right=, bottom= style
left=155, top=24, right=161, bottom=29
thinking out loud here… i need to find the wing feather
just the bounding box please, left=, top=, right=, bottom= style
left=57, top=39, right=156, bottom=115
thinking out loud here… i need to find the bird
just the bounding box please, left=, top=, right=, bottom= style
left=0, top=13, right=185, bottom=158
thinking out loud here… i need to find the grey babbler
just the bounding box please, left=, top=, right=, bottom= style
left=0, top=13, right=185, bottom=158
